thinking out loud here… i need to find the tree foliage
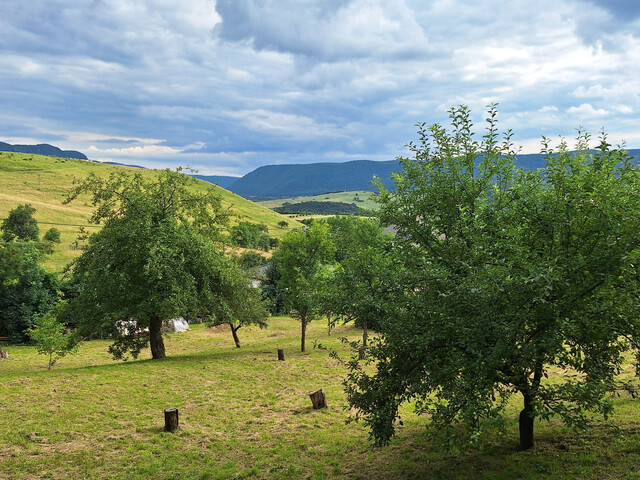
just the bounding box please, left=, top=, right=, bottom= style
left=318, top=217, right=396, bottom=350
left=0, top=241, right=59, bottom=342
left=28, top=305, right=79, bottom=370
left=273, top=223, right=336, bottom=351
left=1, top=204, right=39, bottom=242
left=344, top=105, right=640, bottom=450
left=230, top=221, right=273, bottom=251
left=65, top=169, right=230, bottom=360
left=205, top=264, right=269, bottom=348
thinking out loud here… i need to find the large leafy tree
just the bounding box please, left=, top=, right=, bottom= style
left=274, top=222, right=335, bottom=352
left=65, top=169, right=229, bottom=360
left=345, top=105, right=640, bottom=450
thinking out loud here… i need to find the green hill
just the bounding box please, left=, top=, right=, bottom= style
left=0, top=152, right=300, bottom=272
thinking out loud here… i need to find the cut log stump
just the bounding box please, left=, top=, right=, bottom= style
left=309, top=389, right=327, bottom=409
left=164, top=408, right=179, bottom=432
left=278, top=348, right=285, bottom=361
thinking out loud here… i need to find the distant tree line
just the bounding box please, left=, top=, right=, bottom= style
left=273, top=201, right=364, bottom=216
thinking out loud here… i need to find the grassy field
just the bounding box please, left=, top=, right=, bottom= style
left=2, top=317, right=640, bottom=479
left=258, top=191, right=379, bottom=212
left=0, top=152, right=301, bottom=272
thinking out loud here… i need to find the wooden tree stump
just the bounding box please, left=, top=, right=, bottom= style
left=164, top=408, right=179, bottom=432
left=277, top=348, right=285, bottom=361
left=309, top=389, right=327, bottom=409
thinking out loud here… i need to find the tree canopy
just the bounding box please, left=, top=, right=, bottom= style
left=1, top=204, right=39, bottom=242
left=318, top=217, right=396, bottom=351
left=0, top=241, right=59, bottom=342
left=273, top=222, right=336, bottom=352
left=205, top=263, right=269, bottom=348
left=344, top=105, right=640, bottom=450
left=65, top=169, right=230, bottom=360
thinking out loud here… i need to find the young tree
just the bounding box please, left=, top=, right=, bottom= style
left=28, top=307, right=79, bottom=370
left=1, top=204, right=39, bottom=242
left=65, top=169, right=230, bottom=360
left=274, top=223, right=336, bottom=352
left=345, top=105, right=640, bottom=450
left=205, top=264, right=268, bottom=348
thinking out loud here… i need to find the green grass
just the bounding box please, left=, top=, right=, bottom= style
left=0, top=152, right=301, bottom=272
left=258, top=191, right=379, bottom=212
left=3, top=317, right=640, bottom=479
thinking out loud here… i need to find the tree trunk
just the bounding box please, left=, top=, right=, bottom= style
left=362, top=322, right=368, bottom=348
left=149, top=315, right=166, bottom=359
left=519, top=392, right=535, bottom=450
left=359, top=322, right=368, bottom=360
left=301, top=312, right=307, bottom=352
left=231, top=325, right=241, bottom=348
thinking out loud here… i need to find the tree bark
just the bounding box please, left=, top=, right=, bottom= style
left=519, top=392, right=535, bottom=450
left=149, top=315, right=166, bottom=359
left=301, top=312, right=307, bottom=352
left=231, top=325, right=241, bottom=348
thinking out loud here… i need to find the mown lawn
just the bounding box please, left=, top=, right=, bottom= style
left=2, top=317, right=640, bottom=479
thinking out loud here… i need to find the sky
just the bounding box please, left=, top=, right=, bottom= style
left=1, top=0, right=639, bottom=176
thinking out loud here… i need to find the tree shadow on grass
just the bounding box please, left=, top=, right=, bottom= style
left=59, top=343, right=309, bottom=373
left=347, top=425, right=640, bottom=480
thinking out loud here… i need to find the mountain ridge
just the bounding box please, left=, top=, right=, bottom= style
left=224, top=150, right=640, bottom=199
left=0, top=141, right=87, bottom=160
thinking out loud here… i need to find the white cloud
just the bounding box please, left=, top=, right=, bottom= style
left=566, top=103, right=610, bottom=117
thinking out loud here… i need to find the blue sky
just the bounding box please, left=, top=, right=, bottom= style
left=1, top=0, right=639, bottom=176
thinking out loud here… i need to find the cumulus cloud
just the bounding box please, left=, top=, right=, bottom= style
left=567, top=103, right=610, bottom=117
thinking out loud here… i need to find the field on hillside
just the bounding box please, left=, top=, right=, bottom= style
left=258, top=191, right=379, bottom=212
left=0, top=152, right=300, bottom=272
left=3, top=317, right=640, bottom=480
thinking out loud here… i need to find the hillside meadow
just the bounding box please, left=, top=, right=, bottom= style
left=0, top=152, right=300, bottom=272
left=3, top=317, right=640, bottom=479
left=258, top=191, right=378, bottom=212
